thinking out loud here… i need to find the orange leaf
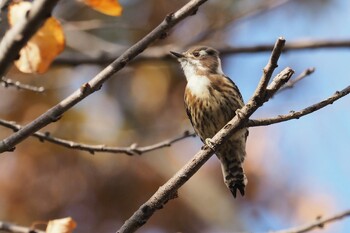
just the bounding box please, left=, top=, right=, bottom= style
left=8, top=2, right=65, bottom=74
left=46, top=217, right=77, bottom=233
left=83, top=0, right=123, bottom=16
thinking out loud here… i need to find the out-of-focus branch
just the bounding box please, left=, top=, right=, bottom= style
left=271, top=209, right=350, bottom=233
left=0, top=118, right=195, bottom=154
left=54, top=39, right=350, bottom=65
left=1, top=77, right=45, bottom=92
left=116, top=37, right=291, bottom=233
left=0, top=220, right=45, bottom=233
left=185, top=0, right=294, bottom=46
left=0, top=0, right=209, bottom=153
left=248, top=85, right=350, bottom=127
left=219, top=39, right=350, bottom=55
left=0, top=0, right=61, bottom=77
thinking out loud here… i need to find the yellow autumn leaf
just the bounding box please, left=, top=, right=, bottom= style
left=83, top=0, right=123, bottom=16
left=8, top=2, right=65, bottom=74
left=46, top=217, right=77, bottom=233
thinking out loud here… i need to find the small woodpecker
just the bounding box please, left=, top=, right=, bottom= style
left=171, top=46, right=248, bottom=198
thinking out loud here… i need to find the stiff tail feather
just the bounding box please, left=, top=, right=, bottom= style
left=218, top=142, right=247, bottom=198
left=221, top=163, right=247, bottom=198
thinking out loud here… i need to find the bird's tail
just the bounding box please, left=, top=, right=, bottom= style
left=218, top=142, right=247, bottom=198
left=221, top=160, right=247, bottom=198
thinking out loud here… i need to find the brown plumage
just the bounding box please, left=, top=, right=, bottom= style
left=171, top=46, right=248, bottom=198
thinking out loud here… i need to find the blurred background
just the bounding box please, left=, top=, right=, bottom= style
left=1, top=0, right=350, bottom=232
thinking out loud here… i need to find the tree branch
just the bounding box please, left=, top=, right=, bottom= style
left=1, top=77, right=45, bottom=93
left=248, top=85, right=350, bottom=127
left=271, top=209, right=350, bottom=233
left=254, top=37, right=285, bottom=99
left=0, top=0, right=61, bottom=77
left=116, top=38, right=291, bottom=233
left=0, top=220, right=44, bottom=233
left=54, top=39, right=350, bottom=65
left=219, top=39, right=350, bottom=55
left=0, top=118, right=195, bottom=154
left=278, top=67, right=315, bottom=93
left=0, top=0, right=209, bottom=153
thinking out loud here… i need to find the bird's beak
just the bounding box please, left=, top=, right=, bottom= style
left=170, top=51, right=185, bottom=59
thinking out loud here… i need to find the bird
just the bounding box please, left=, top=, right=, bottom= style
left=170, top=46, right=248, bottom=198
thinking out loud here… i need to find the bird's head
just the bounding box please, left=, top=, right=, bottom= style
left=170, top=46, right=224, bottom=76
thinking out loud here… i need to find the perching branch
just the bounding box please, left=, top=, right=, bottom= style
left=0, top=0, right=61, bottom=77
left=1, top=77, right=45, bottom=93
left=0, top=0, right=209, bottom=153
left=54, top=39, right=350, bottom=65
left=117, top=37, right=291, bottom=233
left=0, top=220, right=44, bottom=233
left=271, top=209, right=350, bottom=233
left=0, top=118, right=195, bottom=155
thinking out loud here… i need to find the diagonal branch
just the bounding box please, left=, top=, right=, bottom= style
left=0, top=118, right=195, bottom=155
left=248, top=85, right=350, bottom=127
left=270, top=209, right=350, bottom=233
left=0, top=0, right=209, bottom=153
left=0, top=0, right=61, bottom=77
left=116, top=38, right=290, bottom=233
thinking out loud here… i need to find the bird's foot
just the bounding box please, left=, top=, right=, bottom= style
left=204, top=138, right=216, bottom=151
left=235, top=109, right=245, bottom=119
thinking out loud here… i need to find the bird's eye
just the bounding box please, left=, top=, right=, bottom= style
left=192, top=52, right=200, bottom=57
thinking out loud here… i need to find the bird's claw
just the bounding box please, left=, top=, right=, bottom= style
left=235, top=109, right=244, bottom=119
left=205, top=138, right=215, bottom=151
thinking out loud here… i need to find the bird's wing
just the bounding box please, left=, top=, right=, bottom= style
left=184, top=100, right=204, bottom=143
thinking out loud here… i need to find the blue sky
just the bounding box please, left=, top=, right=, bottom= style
left=225, top=0, right=350, bottom=232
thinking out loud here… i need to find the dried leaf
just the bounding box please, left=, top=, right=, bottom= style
left=46, top=217, right=77, bottom=233
left=8, top=2, right=65, bottom=74
left=83, top=0, right=123, bottom=16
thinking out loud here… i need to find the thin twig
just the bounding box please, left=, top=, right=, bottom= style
left=278, top=67, right=315, bottom=93
left=270, top=209, right=350, bottom=233
left=253, top=37, right=285, bottom=99
left=54, top=39, right=350, bottom=65
left=0, top=0, right=209, bottom=153
left=0, top=0, right=61, bottom=77
left=185, top=0, right=294, bottom=46
left=248, top=85, right=350, bottom=127
left=116, top=38, right=289, bottom=233
left=0, top=220, right=45, bottom=233
left=1, top=77, right=45, bottom=93
left=0, top=118, right=195, bottom=155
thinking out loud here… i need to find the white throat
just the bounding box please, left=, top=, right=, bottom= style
left=181, top=61, right=211, bottom=98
